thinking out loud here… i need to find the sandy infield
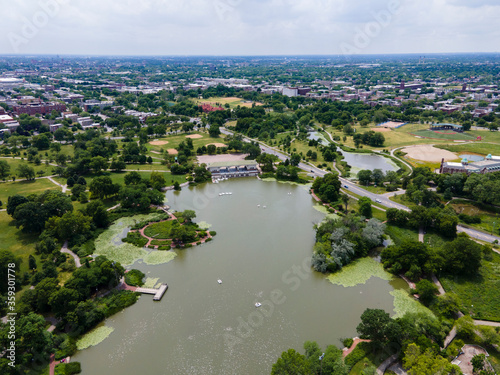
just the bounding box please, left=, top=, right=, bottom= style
left=371, top=127, right=391, bottom=132
left=401, top=145, right=457, bottom=162
left=167, top=149, right=178, bottom=155
left=207, top=143, right=227, bottom=147
left=197, top=153, right=249, bottom=164
left=150, top=140, right=169, bottom=145
left=186, top=134, right=203, bottom=139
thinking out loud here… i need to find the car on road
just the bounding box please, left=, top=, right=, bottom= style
left=375, top=199, right=382, bottom=203
left=344, top=185, right=349, bottom=189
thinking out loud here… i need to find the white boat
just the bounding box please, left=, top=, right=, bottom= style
left=228, top=192, right=232, bottom=195
left=219, top=193, right=223, bottom=196
left=217, top=279, right=222, bottom=284
left=257, top=204, right=260, bottom=207
left=263, top=205, right=267, bottom=209
left=255, top=302, right=262, bottom=308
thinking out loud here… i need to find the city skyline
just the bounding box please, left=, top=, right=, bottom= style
left=2, top=0, right=500, bottom=56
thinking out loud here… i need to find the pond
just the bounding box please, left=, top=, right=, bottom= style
left=307, top=131, right=329, bottom=146
left=338, top=149, right=399, bottom=176
left=73, top=179, right=414, bottom=375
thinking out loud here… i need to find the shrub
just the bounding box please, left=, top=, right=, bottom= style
left=343, top=338, right=354, bottom=348
left=209, top=231, right=217, bottom=236
left=158, top=245, right=171, bottom=250
left=205, top=238, right=212, bottom=242
left=344, top=341, right=370, bottom=368
left=125, top=269, right=145, bottom=287
left=122, top=232, right=148, bottom=247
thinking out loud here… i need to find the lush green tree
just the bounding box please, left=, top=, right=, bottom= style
left=17, top=163, right=36, bottom=180
left=0, top=250, right=21, bottom=294
left=403, top=343, right=460, bottom=375
left=357, top=308, right=392, bottom=344
left=372, top=169, right=384, bottom=185
left=150, top=172, right=167, bottom=190
left=416, top=279, right=439, bottom=306
left=439, top=234, right=482, bottom=276
left=124, top=171, right=143, bottom=185
left=358, top=196, right=373, bottom=218
left=6, top=194, right=29, bottom=216
left=82, top=200, right=109, bottom=228
left=28, top=254, right=37, bottom=271
left=89, top=176, right=119, bottom=199
left=381, top=240, right=433, bottom=280
left=183, top=210, right=196, bottom=223
left=471, top=354, right=486, bottom=373
left=357, top=169, right=372, bottom=185
left=312, top=173, right=341, bottom=203
left=271, top=349, right=311, bottom=375
left=46, top=211, right=92, bottom=241
left=0, top=160, right=10, bottom=180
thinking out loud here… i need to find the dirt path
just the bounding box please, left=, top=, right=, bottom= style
left=47, top=177, right=68, bottom=193
left=342, top=338, right=370, bottom=358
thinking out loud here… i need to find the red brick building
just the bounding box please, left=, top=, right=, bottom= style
left=13, top=102, right=66, bottom=116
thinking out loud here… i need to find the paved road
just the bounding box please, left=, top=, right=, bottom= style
left=221, top=128, right=500, bottom=244
left=61, top=240, right=81, bottom=268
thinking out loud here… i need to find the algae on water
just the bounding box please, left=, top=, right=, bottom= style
left=327, top=257, right=394, bottom=287
left=76, top=325, right=114, bottom=350
left=390, top=289, right=435, bottom=319
left=143, top=251, right=177, bottom=265
left=313, top=204, right=339, bottom=220
left=94, top=213, right=177, bottom=266
left=143, top=277, right=160, bottom=289
left=197, top=221, right=212, bottom=230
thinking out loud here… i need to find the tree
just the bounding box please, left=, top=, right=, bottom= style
left=208, top=125, right=220, bottom=137
left=0, top=160, right=10, bottom=180
left=358, top=196, right=373, bottom=218
left=82, top=200, right=109, bottom=228
left=17, top=163, right=36, bottom=180
left=271, top=349, right=311, bottom=375
left=341, top=193, right=349, bottom=213
left=0, top=250, right=21, bottom=294
left=6, top=194, right=29, bottom=216
left=89, top=176, right=119, bottom=199
left=173, top=181, right=181, bottom=191
left=381, top=240, right=433, bottom=280
left=416, top=279, right=439, bottom=306
left=150, top=172, right=167, bottom=191
left=66, top=176, right=75, bottom=188
left=372, top=169, right=384, bottom=185
left=357, top=170, right=372, bottom=186
left=403, top=343, right=459, bottom=375
left=183, top=210, right=196, bottom=223
left=439, top=234, right=482, bottom=276
left=90, top=156, right=109, bottom=172
left=47, top=211, right=92, bottom=240
left=471, top=354, right=486, bottom=373
left=29, top=254, right=37, bottom=271
left=356, top=308, right=392, bottom=345
left=124, top=171, right=143, bottom=185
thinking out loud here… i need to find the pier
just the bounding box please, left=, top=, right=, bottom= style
left=136, top=284, right=168, bottom=301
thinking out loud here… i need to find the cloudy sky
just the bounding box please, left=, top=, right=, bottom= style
left=1, top=0, right=500, bottom=56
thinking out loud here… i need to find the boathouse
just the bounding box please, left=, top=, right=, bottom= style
left=207, top=160, right=259, bottom=179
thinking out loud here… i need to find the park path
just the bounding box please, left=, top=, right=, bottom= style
left=376, top=354, right=398, bottom=375
left=47, top=177, right=68, bottom=193
left=61, top=240, right=81, bottom=268
left=49, top=354, right=56, bottom=375
left=474, top=320, right=500, bottom=327
left=342, top=338, right=370, bottom=358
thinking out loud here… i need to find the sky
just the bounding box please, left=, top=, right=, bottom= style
left=1, top=0, right=500, bottom=56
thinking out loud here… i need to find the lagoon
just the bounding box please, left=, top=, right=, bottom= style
left=339, top=149, right=399, bottom=174
left=73, top=179, right=410, bottom=375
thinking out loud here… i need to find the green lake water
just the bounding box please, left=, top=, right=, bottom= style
left=73, top=178, right=409, bottom=374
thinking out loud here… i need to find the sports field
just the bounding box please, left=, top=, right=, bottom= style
left=193, top=97, right=262, bottom=108
left=412, top=129, right=474, bottom=140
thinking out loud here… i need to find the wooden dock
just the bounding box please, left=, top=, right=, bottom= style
left=136, top=283, right=168, bottom=301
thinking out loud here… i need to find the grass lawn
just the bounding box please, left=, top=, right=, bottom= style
left=0, top=178, right=59, bottom=204
left=423, top=231, right=449, bottom=249
left=290, top=139, right=327, bottom=165
left=144, top=220, right=174, bottom=239
left=0, top=211, right=41, bottom=276
left=412, top=129, right=475, bottom=141
left=0, top=157, right=54, bottom=179
left=349, top=354, right=385, bottom=375
left=435, top=142, right=500, bottom=157
left=124, top=163, right=172, bottom=172
left=440, top=251, right=500, bottom=321
left=357, top=184, right=390, bottom=194
left=449, top=199, right=500, bottom=234
left=385, top=224, right=418, bottom=245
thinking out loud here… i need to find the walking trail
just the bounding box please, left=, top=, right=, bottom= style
left=61, top=240, right=81, bottom=268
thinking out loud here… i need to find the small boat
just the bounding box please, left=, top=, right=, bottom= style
left=219, top=193, right=223, bottom=196
left=257, top=204, right=260, bottom=207
left=263, top=205, right=267, bottom=209
left=217, top=279, right=222, bottom=284
left=255, top=302, right=262, bottom=308
left=228, top=192, right=232, bottom=195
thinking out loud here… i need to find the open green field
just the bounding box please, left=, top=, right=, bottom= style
left=192, top=96, right=263, bottom=109
left=0, top=211, right=41, bottom=276
left=385, top=224, right=418, bottom=245
left=412, top=129, right=475, bottom=141
left=290, top=139, right=328, bottom=165
left=124, top=163, right=172, bottom=172
left=0, top=178, right=59, bottom=204
left=0, top=157, right=55, bottom=179
left=144, top=220, right=174, bottom=239
left=435, top=142, right=500, bottom=156
left=441, top=252, right=500, bottom=321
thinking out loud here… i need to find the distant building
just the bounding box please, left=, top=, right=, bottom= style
left=49, top=123, right=64, bottom=132
left=282, top=87, right=298, bottom=97
left=440, top=154, right=500, bottom=175
left=13, top=102, right=66, bottom=116
left=206, top=160, right=259, bottom=179
left=200, top=104, right=224, bottom=113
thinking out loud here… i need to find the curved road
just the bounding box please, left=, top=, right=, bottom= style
left=221, top=127, right=500, bottom=244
